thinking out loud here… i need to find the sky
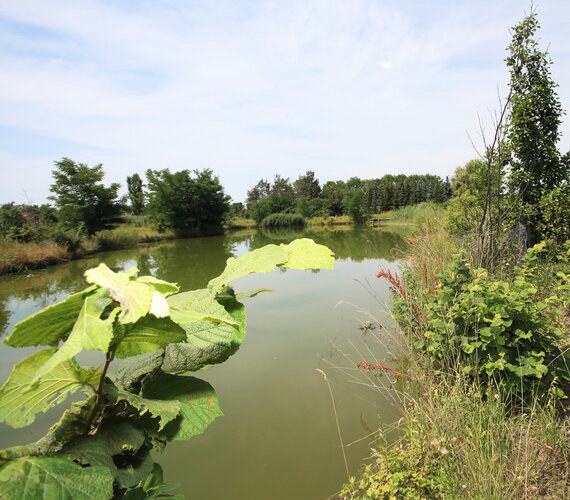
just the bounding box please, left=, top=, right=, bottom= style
left=1, top=0, right=569, bottom=205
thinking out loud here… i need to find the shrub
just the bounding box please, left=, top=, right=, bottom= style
left=260, top=212, right=306, bottom=228
left=406, top=244, right=569, bottom=403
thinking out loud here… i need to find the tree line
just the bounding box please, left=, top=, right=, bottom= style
left=243, top=171, right=452, bottom=224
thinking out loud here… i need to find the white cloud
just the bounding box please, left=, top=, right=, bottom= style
left=0, top=0, right=569, bottom=203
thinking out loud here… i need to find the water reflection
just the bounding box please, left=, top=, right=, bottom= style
left=0, top=226, right=411, bottom=500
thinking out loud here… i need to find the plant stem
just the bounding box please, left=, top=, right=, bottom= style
left=316, top=369, right=350, bottom=481
left=83, top=352, right=113, bottom=434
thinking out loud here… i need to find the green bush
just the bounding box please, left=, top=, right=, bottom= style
left=260, top=212, right=306, bottom=228
left=409, top=243, right=569, bottom=402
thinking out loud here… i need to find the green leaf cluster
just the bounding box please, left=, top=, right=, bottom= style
left=0, top=239, right=334, bottom=499
left=412, top=246, right=569, bottom=402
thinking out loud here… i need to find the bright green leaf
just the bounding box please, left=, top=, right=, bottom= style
left=114, top=317, right=186, bottom=359
left=167, top=289, right=238, bottom=327
left=84, top=264, right=152, bottom=324
left=3, top=286, right=96, bottom=348
left=143, top=372, right=223, bottom=441
left=280, top=238, right=335, bottom=270
left=207, top=244, right=289, bottom=295
left=0, top=349, right=100, bottom=429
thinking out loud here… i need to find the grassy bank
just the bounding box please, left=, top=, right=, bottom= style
left=0, top=224, right=176, bottom=275
left=341, top=220, right=570, bottom=499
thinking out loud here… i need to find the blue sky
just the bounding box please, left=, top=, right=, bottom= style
left=1, top=0, right=569, bottom=205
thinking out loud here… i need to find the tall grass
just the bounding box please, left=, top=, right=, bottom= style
left=341, top=216, right=570, bottom=499
left=391, top=201, right=444, bottom=225
left=342, top=365, right=570, bottom=499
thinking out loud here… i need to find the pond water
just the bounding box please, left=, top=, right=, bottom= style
left=0, top=225, right=413, bottom=499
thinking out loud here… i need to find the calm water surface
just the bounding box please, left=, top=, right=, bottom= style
left=0, top=226, right=412, bottom=499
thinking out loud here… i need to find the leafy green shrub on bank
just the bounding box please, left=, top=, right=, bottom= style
left=261, top=212, right=306, bottom=228
left=396, top=242, right=570, bottom=403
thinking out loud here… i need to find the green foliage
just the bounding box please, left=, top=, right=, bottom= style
left=49, top=158, right=122, bottom=235
left=260, top=212, right=306, bottom=228
left=506, top=12, right=568, bottom=211
left=248, top=198, right=273, bottom=225
left=0, top=239, right=334, bottom=498
left=294, top=170, right=321, bottom=199
left=344, top=190, right=367, bottom=224
left=0, top=203, right=57, bottom=242
left=537, top=182, right=570, bottom=244
left=341, top=444, right=444, bottom=500
left=408, top=244, right=569, bottom=402
left=126, top=173, right=145, bottom=215
left=145, top=168, right=230, bottom=235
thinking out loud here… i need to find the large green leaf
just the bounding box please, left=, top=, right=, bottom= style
left=163, top=293, right=246, bottom=374
left=167, top=289, right=239, bottom=327
left=117, top=390, right=181, bottom=431
left=32, top=291, right=118, bottom=383
left=112, top=350, right=166, bottom=390
left=143, top=372, right=223, bottom=441
left=114, top=317, right=186, bottom=359
left=0, top=456, right=114, bottom=500
left=3, top=286, right=96, bottom=348
left=85, top=264, right=152, bottom=324
left=281, top=238, right=335, bottom=270
left=0, top=349, right=100, bottom=429
left=207, top=244, right=289, bottom=295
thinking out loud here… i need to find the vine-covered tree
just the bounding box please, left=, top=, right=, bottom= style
left=49, top=158, right=121, bottom=235
left=126, top=173, right=145, bottom=215
left=506, top=11, right=569, bottom=237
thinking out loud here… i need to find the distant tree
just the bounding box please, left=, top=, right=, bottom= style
left=249, top=198, right=272, bottom=225
left=126, top=173, right=145, bottom=215
left=296, top=196, right=313, bottom=218
left=344, top=190, right=367, bottom=224
left=145, top=168, right=229, bottom=234
left=229, top=202, right=246, bottom=218
left=322, top=181, right=347, bottom=215
left=294, top=171, right=321, bottom=199
left=246, top=179, right=271, bottom=209
left=0, top=203, right=27, bottom=240
left=49, top=158, right=121, bottom=235
left=269, top=175, right=295, bottom=213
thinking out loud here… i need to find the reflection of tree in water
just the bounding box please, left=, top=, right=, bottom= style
left=0, top=227, right=409, bottom=338
left=227, top=226, right=410, bottom=262
left=133, top=236, right=235, bottom=291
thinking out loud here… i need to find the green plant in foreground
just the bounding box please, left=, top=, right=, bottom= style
left=0, top=238, right=334, bottom=499
left=412, top=242, right=570, bottom=403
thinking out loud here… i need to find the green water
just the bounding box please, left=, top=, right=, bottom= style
left=0, top=226, right=412, bottom=499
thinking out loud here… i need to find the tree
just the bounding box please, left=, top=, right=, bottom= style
left=344, top=190, right=367, bottom=224
left=294, top=171, right=321, bottom=199
left=245, top=179, right=271, bottom=209
left=322, top=181, right=347, bottom=216
left=49, top=158, right=121, bottom=235
left=126, top=173, right=145, bottom=215
left=506, top=11, right=569, bottom=238
left=145, top=168, right=229, bottom=234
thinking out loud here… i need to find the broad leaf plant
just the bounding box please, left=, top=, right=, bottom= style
left=0, top=239, right=334, bottom=499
